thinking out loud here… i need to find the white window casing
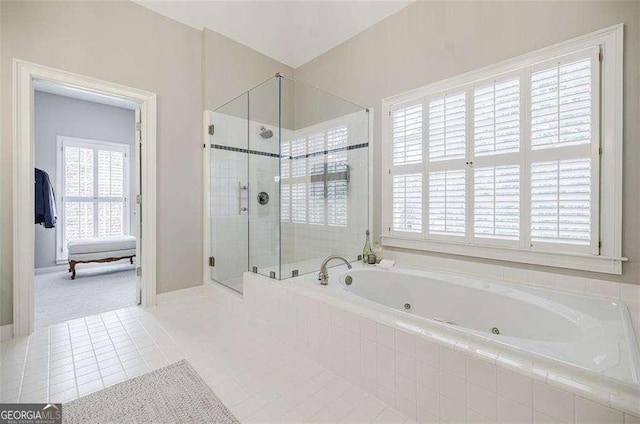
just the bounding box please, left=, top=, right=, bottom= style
left=381, top=24, right=624, bottom=274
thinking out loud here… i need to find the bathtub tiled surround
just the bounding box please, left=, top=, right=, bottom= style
left=241, top=270, right=640, bottom=423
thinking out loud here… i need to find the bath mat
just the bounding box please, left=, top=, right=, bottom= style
left=63, top=359, right=239, bottom=424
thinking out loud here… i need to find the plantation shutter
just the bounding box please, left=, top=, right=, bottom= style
left=61, top=139, right=129, bottom=257
left=393, top=174, right=422, bottom=233
left=63, top=146, right=95, bottom=248
left=291, top=137, right=306, bottom=177
left=529, top=50, right=598, bottom=251
left=308, top=182, right=325, bottom=225
left=328, top=180, right=348, bottom=227
left=291, top=182, right=307, bottom=224
left=474, top=165, right=520, bottom=240
left=428, top=170, right=465, bottom=236
left=531, top=57, right=592, bottom=150
left=326, top=125, right=348, bottom=227
left=471, top=75, right=522, bottom=244
left=97, top=150, right=126, bottom=237
left=280, top=140, right=290, bottom=179
left=392, top=104, right=422, bottom=165
left=308, top=132, right=325, bottom=176
left=383, top=44, right=604, bottom=263
left=530, top=159, right=591, bottom=244
left=474, top=78, right=520, bottom=156
left=280, top=183, right=290, bottom=222
left=390, top=101, right=424, bottom=234
left=428, top=93, right=466, bottom=161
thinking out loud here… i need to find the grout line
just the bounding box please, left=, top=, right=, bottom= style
left=85, top=317, right=106, bottom=389
left=98, top=312, right=129, bottom=380
left=126, top=308, right=175, bottom=365
left=129, top=306, right=188, bottom=362
left=113, top=309, right=153, bottom=373
left=67, top=320, right=82, bottom=401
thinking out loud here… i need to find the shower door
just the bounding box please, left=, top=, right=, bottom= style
left=210, top=93, right=250, bottom=293
left=209, top=78, right=283, bottom=293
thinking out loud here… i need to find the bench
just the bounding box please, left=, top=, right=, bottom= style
left=68, top=236, right=136, bottom=279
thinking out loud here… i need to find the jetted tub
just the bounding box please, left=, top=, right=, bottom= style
left=326, top=265, right=640, bottom=384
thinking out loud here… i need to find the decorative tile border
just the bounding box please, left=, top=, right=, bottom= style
left=210, top=144, right=279, bottom=158
left=288, top=142, right=370, bottom=160
left=211, top=142, right=369, bottom=159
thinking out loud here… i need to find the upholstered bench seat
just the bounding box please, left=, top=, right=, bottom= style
left=68, top=236, right=136, bottom=279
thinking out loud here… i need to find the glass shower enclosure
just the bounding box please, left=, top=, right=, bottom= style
left=209, top=74, right=370, bottom=293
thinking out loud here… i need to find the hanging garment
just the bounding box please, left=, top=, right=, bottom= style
left=35, top=168, right=57, bottom=228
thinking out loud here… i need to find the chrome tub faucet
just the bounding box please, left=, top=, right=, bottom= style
left=318, top=255, right=352, bottom=285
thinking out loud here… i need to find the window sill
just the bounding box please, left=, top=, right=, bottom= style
left=380, top=235, right=626, bottom=275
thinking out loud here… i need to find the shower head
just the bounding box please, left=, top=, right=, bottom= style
left=259, top=126, right=273, bottom=139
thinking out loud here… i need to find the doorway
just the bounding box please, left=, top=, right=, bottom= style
left=13, top=60, right=157, bottom=336
left=33, top=85, right=138, bottom=328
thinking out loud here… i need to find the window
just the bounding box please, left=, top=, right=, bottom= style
left=281, top=123, right=350, bottom=228
left=57, top=136, right=130, bottom=261
left=383, top=25, right=623, bottom=274
left=392, top=174, right=422, bottom=233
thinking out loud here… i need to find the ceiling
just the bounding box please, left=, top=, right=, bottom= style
left=132, top=0, right=413, bottom=68
left=34, top=80, right=140, bottom=110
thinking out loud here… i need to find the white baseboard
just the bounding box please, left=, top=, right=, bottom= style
left=157, top=284, right=205, bottom=304
left=0, top=324, right=13, bottom=341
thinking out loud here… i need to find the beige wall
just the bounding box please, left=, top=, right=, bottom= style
left=294, top=0, right=640, bottom=286
left=204, top=28, right=293, bottom=112
left=0, top=1, right=291, bottom=326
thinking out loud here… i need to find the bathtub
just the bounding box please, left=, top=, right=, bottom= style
left=323, top=265, right=640, bottom=385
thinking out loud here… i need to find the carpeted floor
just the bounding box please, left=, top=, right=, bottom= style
left=63, top=360, right=239, bottom=423
left=35, top=262, right=136, bottom=329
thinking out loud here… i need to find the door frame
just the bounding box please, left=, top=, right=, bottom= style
left=13, top=59, right=157, bottom=336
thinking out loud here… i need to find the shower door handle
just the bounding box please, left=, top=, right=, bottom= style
left=238, top=182, right=248, bottom=214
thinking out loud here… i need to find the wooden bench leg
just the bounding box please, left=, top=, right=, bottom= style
left=69, top=261, right=77, bottom=280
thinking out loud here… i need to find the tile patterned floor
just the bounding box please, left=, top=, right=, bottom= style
left=0, top=285, right=412, bottom=423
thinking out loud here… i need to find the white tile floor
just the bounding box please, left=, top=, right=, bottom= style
left=0, top=284, right=412, bottom=423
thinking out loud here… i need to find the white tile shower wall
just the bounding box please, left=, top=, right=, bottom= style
left=236, top=272, right=640, bottom=423
left=383, top=250, right=640, bottom=344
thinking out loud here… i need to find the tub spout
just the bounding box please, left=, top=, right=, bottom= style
left=318, top=256, right=352, bottom=285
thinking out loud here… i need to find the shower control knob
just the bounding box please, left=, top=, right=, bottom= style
left=258, top=192, right=269, bottom=205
